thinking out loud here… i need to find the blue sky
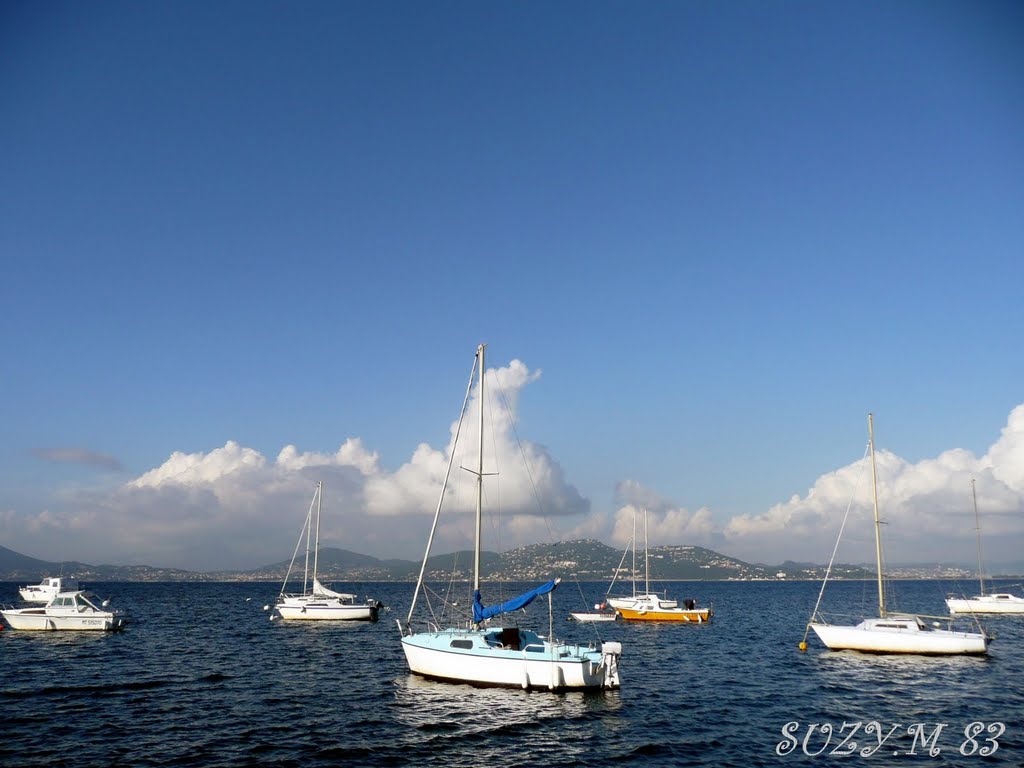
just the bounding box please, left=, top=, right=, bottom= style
left=2, top=1, right=1022, bottom=571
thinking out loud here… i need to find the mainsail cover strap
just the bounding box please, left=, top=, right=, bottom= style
left=473, top=579, right=559, bottom=623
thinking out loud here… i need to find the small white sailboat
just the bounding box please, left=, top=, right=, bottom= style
left=805, top=414, right=989, bottom=655
left=946, top=479, right=1024, bottom=616
left=398, top=344, right=622, bottom=690
left=18, top=575, right=80, bottom=603
left=274, top=481, right=381, bottom=622
left=1, top=590, right=128, bottom=631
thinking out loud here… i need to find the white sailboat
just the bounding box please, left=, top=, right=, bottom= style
left=946, top=479, right=1024, bottom=615
left=805, top=414, right=989, bottom=655
left=274, top=481, right=382, bottom=622
left=398, top=344, right=622, bottom=690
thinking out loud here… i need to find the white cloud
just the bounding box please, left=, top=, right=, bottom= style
left=1, top=359, right=588, bottom=570
left=129, top=440, right=267, bottom=490
left=723, top=406, right=1024, bottom=564
left=7, top=382, right=1024, bottom=572
left=606, top=480, right=719, bottom=549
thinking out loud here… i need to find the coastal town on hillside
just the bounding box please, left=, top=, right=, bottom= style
left=0, top=539, right=1010, bottom=584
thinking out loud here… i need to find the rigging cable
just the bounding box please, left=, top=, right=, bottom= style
left=802, top=442, right=870, bottom=647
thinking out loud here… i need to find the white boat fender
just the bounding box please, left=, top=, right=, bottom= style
left=549, top=665, right=563, bottom=691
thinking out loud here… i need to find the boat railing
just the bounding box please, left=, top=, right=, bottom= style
left=397, top=618, right=444, bottom=636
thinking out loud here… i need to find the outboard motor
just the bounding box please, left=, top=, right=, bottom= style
left=600, top=641, right=622, bottom=689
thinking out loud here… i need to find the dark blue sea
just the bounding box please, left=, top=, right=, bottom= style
left=2, top=579, right=1021, bottom=767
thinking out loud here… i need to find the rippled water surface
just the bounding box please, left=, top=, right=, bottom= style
left=2, top=580, right=1021, bottom=766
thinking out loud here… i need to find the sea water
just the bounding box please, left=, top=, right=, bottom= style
left=1, top=579, right=1021, bottom=766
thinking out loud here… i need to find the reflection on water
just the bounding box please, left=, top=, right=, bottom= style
left=394, top=672, right=621, bottom=724
left=393, top=674, right=622, bottom=765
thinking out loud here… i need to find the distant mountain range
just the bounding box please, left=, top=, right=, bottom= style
left=0, top=540, right=876, bottom=583
left=2, top=540, right=1019, bottom=584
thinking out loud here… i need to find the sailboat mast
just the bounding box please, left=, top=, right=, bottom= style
left=868, top=413, right=886, bottom=617
left=313, top=481, right=322, bottom=586
left=631, top=510, right=637, bottom=597
left=644, top=508, right=650, bottom=596
left=303, top=489, right=313, bottom=595
left=972, top=478, right=984, bottom=596
left=473, top=343, right=485, bottom=595
left=404, top=351, right=479, bottom=628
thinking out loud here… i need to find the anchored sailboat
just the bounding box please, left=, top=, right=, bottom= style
left=606, top=509, right=677, bottom=611
left=946, top=479, right=1024, bottom=615
left=805, top=414, right=989, bottom=655
left=398, top=344, right=622, bottom=690
left=273, top=482, right=381, bottom=622
left=611, top=509, right=712, bottom=623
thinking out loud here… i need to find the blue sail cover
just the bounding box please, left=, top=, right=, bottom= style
left=473, top=579, right=559, bottom=623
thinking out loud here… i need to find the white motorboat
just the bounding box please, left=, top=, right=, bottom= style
left=399, top=344, right=622, bottom=690
left=1, top=590, right=128, bottom=631
left=805, top=414, right=989, bottom=655
left=18, top=576, right=81, bottom=603
left=569, top=603, right=620, bottom=622
left=945, top=479, right=1024, bottom=616
left=273, top=481, right=381, bottom=622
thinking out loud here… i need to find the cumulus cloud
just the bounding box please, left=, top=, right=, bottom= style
left=8, top=385, right=1024, bottom=571
left=609, top=481, right=719, bottom=549
left=724, top=407, right=1024, bottom=565
left=1, top=359, right=588, bottom=570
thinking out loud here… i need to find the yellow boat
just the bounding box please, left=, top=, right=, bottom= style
left=609, top=508, right=714, bottom=623
left=615, top=594, right=713, bottom=623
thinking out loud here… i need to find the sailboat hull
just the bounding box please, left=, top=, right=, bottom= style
left=810, top=618, right=989, bottom=655
left=401, top=628, right=621, bottom=690
left=617, top=607, right=711, bottom=623
left=946, top=594, right=1024, bottom=615
left=276, top=596, right=378, bottom=621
